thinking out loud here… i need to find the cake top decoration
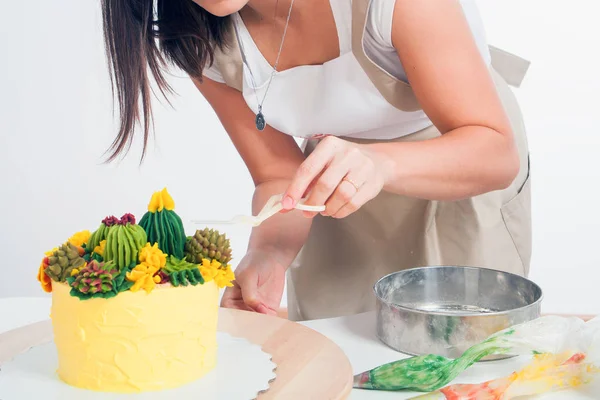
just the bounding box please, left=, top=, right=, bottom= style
left=148, top=187, right=175, bottom=213
left=102, top=216, right=119, bottom=226
left=37, top=188, right=235, bottom=298
left=119, top=213, right=136, bottom=225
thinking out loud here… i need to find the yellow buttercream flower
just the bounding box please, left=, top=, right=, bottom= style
left=138, top=243, right=167, bottom=269
left=148, top=188, right=175, bottom=213
left=214, top=265, right=235, bottom=288
left=70, top=268, right=80, bottom=276
left=199, top=258, right=235, bottom=288
left=199, top=258, right=220, bottom=282
left=37, top=257, right=52, bottom=293
left=126, top=262, right=161, bottom=294
left=93, top=240, right=106, bottom=257
left=68, top=230, right=91, bottom=248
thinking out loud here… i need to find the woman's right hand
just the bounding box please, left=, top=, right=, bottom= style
left=194, top=78, right=311, bottom=317
left=220, top=249, right=287, bottom=316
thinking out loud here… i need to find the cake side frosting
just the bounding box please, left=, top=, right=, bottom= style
left=51, top=280, right=219, bottom=392
left=36, top=188, right=236, bottom=393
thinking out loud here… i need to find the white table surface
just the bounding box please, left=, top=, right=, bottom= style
left=1, top=297, right=596, bottom=400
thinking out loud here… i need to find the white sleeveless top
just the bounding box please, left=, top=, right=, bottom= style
left=203, top=0, right=491, bottom=140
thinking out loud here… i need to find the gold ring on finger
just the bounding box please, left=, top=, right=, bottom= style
left=343, top=177, right=360, bottom=191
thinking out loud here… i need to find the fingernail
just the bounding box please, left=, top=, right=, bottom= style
left=282, top=195, right=294, bottom=209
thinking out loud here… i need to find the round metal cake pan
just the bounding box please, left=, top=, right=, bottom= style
left=373, top=266, right=542, bottom=360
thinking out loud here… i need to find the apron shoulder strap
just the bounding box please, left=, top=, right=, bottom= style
left=351, top=0, right=422, bottom=111
left=351, top=0, right=531, bottom=111
left=212, top=28, right=244, bottom=92
left=488, top=45, right=531, bottom=88
left=209, top=5, right=531, bottom=107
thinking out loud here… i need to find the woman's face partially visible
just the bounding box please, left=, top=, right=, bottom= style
left=191, top=0, right=250, bottom=16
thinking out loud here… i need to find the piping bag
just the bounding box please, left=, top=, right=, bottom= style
left=353, top=315, right=600, bottom=393
left=409, top=351, right=599, bottom=399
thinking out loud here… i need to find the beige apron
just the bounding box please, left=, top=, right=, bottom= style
left=213, top=0, right=532, bottom=321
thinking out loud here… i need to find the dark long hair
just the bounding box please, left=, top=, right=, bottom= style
left=101, top=0, right=231, bottom=161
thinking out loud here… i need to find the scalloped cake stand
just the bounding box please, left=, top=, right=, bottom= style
left=0, top=308, right=353, bottom=399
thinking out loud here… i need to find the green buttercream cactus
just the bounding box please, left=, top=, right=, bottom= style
left=87, top=215, right=118, bottom=250
left=139, top=188, right=186, bottom=258
left=45, top=242, right=86, bottom=282
left=104, top=214, right=147, bottom=270
left=184, top=228, right=232, bottom=265
left=163, top=256, right=204, bottom=287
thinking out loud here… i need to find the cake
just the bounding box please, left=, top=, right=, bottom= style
left=36, top=188, right=235, bottom=393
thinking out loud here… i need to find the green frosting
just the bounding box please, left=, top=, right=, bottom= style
left=185, top=228, right=232, bottom=265
left=70, top=260, right=117, bottom=295
left=139, top=209, right=186, bottom=259
left=87, top=218, right=114, bottom=250
left=83, top=252, right=103, bottom=263
left=164, top=255, right=197, bottom=273
left=163, top=256, right=204, bottom=287
left=45, top=242, right=87, bottom=282
left=170, top=268, right=204, bottom=287
left=87, top=224, right=106, bottom=250
left=67, top=261, right=135, bottom=300
left=112, top=262, right=135, bottom=293
left=104, top=224, right=147, bottom=270
left=353, top=339, right=509, bottom=392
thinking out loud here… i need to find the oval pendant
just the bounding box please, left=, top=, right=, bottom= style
left=255, top=112, right=266, bottom=131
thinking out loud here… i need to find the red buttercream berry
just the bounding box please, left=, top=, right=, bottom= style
left=102, top=216, right=119, bottom=226
left=119, top=213, right=136, bottom=225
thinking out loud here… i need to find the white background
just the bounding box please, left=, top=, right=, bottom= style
left=1, top=0, right=599, bottom=315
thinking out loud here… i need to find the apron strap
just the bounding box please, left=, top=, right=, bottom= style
left=488, top=45, right=531, bottom=88
left=351, top=0, right=531, bottom=111
left=210, top=4, right=532, bottom=103
left=212, top=26, right=244, bottom=92
left=351, top=0, right=422, bottom=111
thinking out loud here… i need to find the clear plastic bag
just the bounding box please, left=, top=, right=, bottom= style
left=408, top=316, right=600, bottom=399
left=355, top=316, right=600, bottom=394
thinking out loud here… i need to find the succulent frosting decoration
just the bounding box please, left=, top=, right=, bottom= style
left=37, top=188, right=235, bottom=299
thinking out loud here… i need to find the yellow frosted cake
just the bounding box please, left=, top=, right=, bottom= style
left=36, top=188, right=235, bottom=393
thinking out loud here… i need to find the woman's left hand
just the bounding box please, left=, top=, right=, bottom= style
left=282, top=136, right=393, bottom=218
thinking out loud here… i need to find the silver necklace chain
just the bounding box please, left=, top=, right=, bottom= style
left=233, top=0, right=295, bottom=130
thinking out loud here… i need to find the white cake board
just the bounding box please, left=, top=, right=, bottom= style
left=0, top=322, right=276, bottom=399
left=0, top=309, right=353, bottom=399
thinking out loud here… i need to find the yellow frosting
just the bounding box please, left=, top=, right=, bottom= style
left=199, top=258, right=236, bottom=288
left=138, top=243, right=167, bottom=268
left=126, top=263, right=162, bottom=293
left=148, top=188, right=175, bottom=213
left=93, top=240, right=106, bottom=257
left=68, top=230, right=91, bottom=248
left=50, top=281, right=220, bottom=393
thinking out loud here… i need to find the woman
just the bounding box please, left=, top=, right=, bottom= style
left=101, top=0, right=532, bottom=321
